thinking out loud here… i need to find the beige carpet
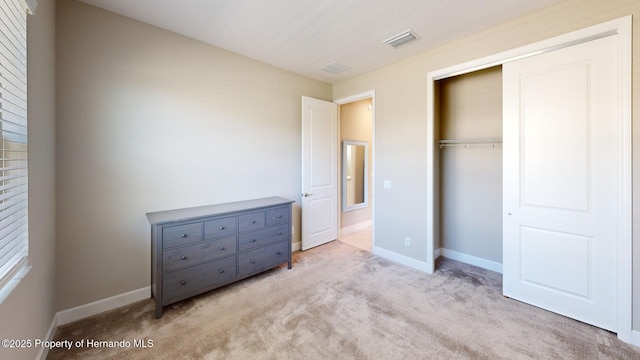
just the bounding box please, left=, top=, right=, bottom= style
left=48, top=241, right=640, bottom=359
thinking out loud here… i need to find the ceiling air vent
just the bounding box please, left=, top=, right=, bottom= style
left=383, top=29, right=419, bottom=48
left=321, top=62, right=350, bottom=75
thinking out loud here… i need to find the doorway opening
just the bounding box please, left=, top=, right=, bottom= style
left=335, top=92, right=375, bottom=252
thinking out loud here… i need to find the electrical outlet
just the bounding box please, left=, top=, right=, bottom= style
left=292, top=226, right=295, bottom=235
left=404, top=237, right=411, bottom=247
left=384, top=180, right=392, bottom=189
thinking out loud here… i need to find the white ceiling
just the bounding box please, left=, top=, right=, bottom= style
left=78, top=0, right=563, bottom=84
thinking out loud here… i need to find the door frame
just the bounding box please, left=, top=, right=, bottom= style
left=425, top=16, right=631, bottom=341
left=334, top=91, right=376, bottom=249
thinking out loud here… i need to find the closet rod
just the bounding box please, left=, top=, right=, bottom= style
left=438, top=138, right=502, bottom=148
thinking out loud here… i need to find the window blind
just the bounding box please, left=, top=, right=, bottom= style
left=0, top=0, right=29, bottom=291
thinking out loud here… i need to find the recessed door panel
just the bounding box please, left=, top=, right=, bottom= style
left=310, top=108, right=333, bottom=188
left=309, top=197, right=333, bottom=234
left=520, top=64, right=590, bottom=212
left=520, top=227, right=591, bottom=298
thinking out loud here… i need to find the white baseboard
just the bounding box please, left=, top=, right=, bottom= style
left=292, top=241, right=301, bottom=252
left=340, top=220, right=373, bottom=236
left=628, top=329, right=640, bottom=348
left=373, top=245, right=430, bottom=273
left=36, top=313, right=59, bottom=360
left=437, top=248, right=503, bottom=273
left=56, top=286, right=151, bottom=326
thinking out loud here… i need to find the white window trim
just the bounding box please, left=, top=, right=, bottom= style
left=0, top=260, right=30, bottom=306
left=0, top=0, right=36, bottom=305
left=20, top=0, right=37, bottom=15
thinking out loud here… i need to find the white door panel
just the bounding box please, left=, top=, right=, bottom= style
left=519, top=227, right=592, bottom=298
left=301, top=96, right=338, bottom=250
left=503, top=35, right=618, bottom=331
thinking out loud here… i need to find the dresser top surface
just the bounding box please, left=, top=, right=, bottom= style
left=146, top=196, right=295, bottom=225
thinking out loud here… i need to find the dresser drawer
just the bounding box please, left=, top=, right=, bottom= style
left=238, top=241, right=288, bottom=277
left=163, top=255, right=237, bottom=304
left=266, top=206, right=289, bottom=226
left=204, top=216, right=237, bottom=239
left=238, top=224, right=289, bottom=251
left=238, top=211, right=265, bottom=232
left=163, top=236, right=237, bottom=272
left=162, top=222, right=202, bottom=249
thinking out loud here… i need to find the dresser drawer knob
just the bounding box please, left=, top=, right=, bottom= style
left=250, top=259, right=255, bottom=264
left=180, top=255, right=187, bottom=260
left=218, top=226, right=225, bottom=230
left=218, top=246, right=225, bottom=250
left=276, top=251, right=282, bottom=256
left=250, top=220, right=256, bottom=224
left=250, top=238, right=256, bottom=243
left=180, top=280, right=187, bottom=285
left=180, top=233, right=187, bottom=238
left=276, top=232, right=282, bottom=236
left=219, top=269, right=224, bottom=273
left=277, top=215, right=282, bottom=218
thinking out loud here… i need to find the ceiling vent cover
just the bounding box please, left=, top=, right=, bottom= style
left=321, top=62, right=351, bottom=75
left=383, top=29, right=419, bottom=48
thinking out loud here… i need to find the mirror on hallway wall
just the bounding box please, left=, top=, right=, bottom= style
left=342, top=140, right=368, bottom=212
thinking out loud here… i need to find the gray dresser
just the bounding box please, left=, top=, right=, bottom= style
left=147, top=197, right=294, bottom=318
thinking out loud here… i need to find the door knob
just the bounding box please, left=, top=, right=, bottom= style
left=302, top=192, right=314, bottom=197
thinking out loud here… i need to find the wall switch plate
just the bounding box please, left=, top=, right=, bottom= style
left=384, top=180, right=392, bottom=189
left=404, top=237, right=411, bottom=246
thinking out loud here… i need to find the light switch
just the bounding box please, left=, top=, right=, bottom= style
left=384, top=180, right=392, bottom=189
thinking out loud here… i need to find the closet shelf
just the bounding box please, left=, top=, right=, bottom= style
left=438, top=138, right=502, bottom=148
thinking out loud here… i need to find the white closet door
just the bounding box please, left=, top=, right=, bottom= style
left=503, top=35, right=618, bottom=331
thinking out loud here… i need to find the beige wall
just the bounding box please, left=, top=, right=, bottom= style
left=333, top=0, right=640, bottom=329
left=55, top=0, right=331, bottom=310
left=4, top=0, right=640, bottom=354
left=438, top=67, right=503, bottom=263
left=0, top=0, right=57, bottom=359
left=340, top=99, right=373, bottom=229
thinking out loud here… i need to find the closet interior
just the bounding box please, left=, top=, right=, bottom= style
left=436, top=65, right=503, bottom=272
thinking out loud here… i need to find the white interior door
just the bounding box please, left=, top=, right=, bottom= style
left=301, top=96, right=338, bottom=250
left=503, top=35, right=619, bottom=331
